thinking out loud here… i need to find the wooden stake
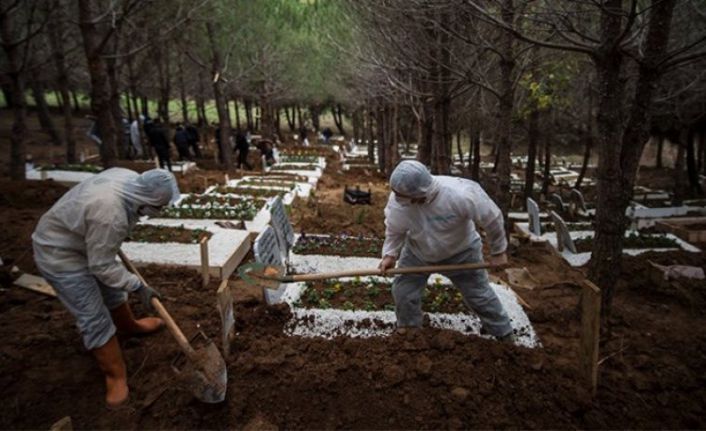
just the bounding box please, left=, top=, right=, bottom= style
left=580, top=279, right=601, bottom=397
left=200, top=237, right=210, bottom=288
left=216, top=280, right=234, bottom=357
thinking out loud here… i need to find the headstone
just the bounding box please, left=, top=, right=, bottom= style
left=269, top=195, right=294, bottom=259
left=549, top=193, right=566, bottom=213
left=550, top=210, right=577, bottom=253
left=253, top=226, right=283, bottom=267
left=570, top=188, right=587, bottom=212
left=526, top=197, right=541, bottom=235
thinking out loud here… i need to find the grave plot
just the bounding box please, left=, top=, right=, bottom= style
left=121, top=223, right=250, bottom=279
left=25, top=163, right=102, bottom=185
left=252, top=230, right=538, bottom=347
left=233, top=176, right=315, bottom=198
left=276, top=154, right=326, bottom=169
left=548, top=227, right=700, bottom=267
left=279, top=276, right=539, bottom=348
left=292, top=233, right=383, bottom=258
left=268, top=163, right=323, bottom=178
left=207, top=184, right=296, bottom=205
left=656, top=217, right=706, bottom=243
left=627, top=201, right=690, bottom=229
left=149, top=191, right=272, bottom=238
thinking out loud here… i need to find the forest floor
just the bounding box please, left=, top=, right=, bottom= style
left=1, top=112, right=705, bottom=429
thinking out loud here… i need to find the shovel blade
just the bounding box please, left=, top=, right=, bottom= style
left=174, top=340, right=228, bottom=403
left=263, top=285, right=287, bottom=305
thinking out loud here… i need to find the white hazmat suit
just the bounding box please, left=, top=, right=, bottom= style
left=32, top=168, right=179, bottom=349
left=382, top=161, right=512, bottom=337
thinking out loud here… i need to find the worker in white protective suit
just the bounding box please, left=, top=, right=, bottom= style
left=32, top=168, right=180, bottom=408
left=379, top=160, right=515, bottom=342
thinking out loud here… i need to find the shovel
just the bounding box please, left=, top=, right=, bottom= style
left=118, top=250, right=227, bottom=403
left=238, top=261, right=495, bottom=305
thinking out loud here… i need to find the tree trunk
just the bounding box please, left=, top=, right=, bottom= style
left=78, top=0, right=118, bottom=168
left=366, top=106, right=375, bottom=162
left=493, top=0, right=517, bottom=218
left=686, top=126, right=703, bottom=194
left=418, top=103, right=433, bottom=166
left=471, top=128, right=481, bottom=181
left=30, top=80, right=62, bottom=146
left=284, top=105, right=295, bottom=132
left=456, top=131, right=464, bottom=169
left=244, top=99, right=253, bottom=131
left=71, top=90, right=81, bottom=113
left=141, top=96, right=148, bottom=117
left=673, top=130, right=686, bottom=205
left=575, top=88, right=594, bottom=189
left=255, top=105, right=260, bottom=131
left=333, top=103, right=345, bottom=135
left=0, top=8, right=28, bottom=179
left=178, top=56, right=189, bottom=124
left=310, top=105, right=320, bottom=132
left=196, top=73, right=207, bottom=126
left=47, top=11, right=77, bottom=163
left=106, top=36, right=126, bottom=159
left=233, top=98, right=241, bottom=130
left=275, top=108, right=281, bottom=136
left=541, top=109, right=552, bottom=197
left=376, top=106, right=386, bottom=173
left=206, top=21, right=232, bottom=166
left=655, top=134, right=664, bottom=168
left=261, top=99, right=274, bottom=139
left=588, top=0, right=676, bottom=317
left=524, top=107, right=539, bottom=205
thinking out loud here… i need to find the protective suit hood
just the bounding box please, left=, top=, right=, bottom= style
left=389, top=160, right=440, bottom=202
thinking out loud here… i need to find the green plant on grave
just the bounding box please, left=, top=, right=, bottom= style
left=318, top=298, right=331, bottom=309
left=355, top=208, right=367, bottom=225
left=366, top=283, right=381, bottom=298
left=342, top=301, right=355, bottom=311
left=384, top=303, right=395, bottom=311
left=352, top=276, right=362, bottom=287
left=433, top=277, right=443, bottom=289
left=305, top=287, right=320, bottom=303
left=322, top=287, right=337, bottom=299
left=363, top=300, right=376, bottom=311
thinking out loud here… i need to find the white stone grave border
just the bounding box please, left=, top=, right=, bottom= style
left=121, top=223, right=251, bottom=279
left=26, top=168, right=96, bottom=185
left=547, top=230, right=701, bottom=267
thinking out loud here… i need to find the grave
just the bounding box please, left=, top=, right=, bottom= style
left=253, top=225, right=284, bottom=267
left=549, top=193, right=566, bottom=213
left=550, top=211, right=578, bottom=254
left=121, top=223, right=251, bottom=279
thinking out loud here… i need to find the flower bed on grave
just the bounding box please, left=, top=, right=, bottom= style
left=294, top=278, right=466, bottom=313
left=157, top=200, right=263, bottom=220
left=39, top=163, right=103, bottom=173
left=179, top=194, right=267, bottom=208
left=292, top=233, right=383, bottom=257
left=237, top=179, right=297, bottom=190
left=263, top=173, right=309, bottom=182
left=126, top=224, right=212, bottom=244
left=278, top=155, right=319, bottom=164
left=212, top=185, right=285, bottom=198
left=574, top=232, right=680, bottom=253
left=271, top=163, right=319, bottom=171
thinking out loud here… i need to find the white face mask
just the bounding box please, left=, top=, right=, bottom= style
left=138, top=205, right=162, bottom=217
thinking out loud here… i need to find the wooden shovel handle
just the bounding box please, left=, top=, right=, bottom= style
left=285, top=262, right=493, bottom=282
left=118, top=250, right=197, bottom=359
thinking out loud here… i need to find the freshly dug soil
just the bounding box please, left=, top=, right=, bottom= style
left=180, top=194, right=266, bottom=208
left=292, top=234, right=383, bottom=257
left=574, top=233, right=680, bottom=253
left=126, top=225, right=212, bottom=244
left=213, top=186, right=286, bottom=198
left=297, top=278, right=466, bottom=313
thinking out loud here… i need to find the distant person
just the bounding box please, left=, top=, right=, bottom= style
left=299, top=124, right=309, bottom=147
left=173, top=123, right=191, bottom=161
left=257, top=138, right=276, bottom=167
left=129, top=117, right=144, bottom=158
left=86, top=115, right=102, bottom=147
left=32, top=168, right=180, bottom=407
left=322, top=127, right=333, bottom=145
left=234, top=128, right=253, bottom=170
left=146, top=119, right=172, bottom=171
left=185, top=122, right=202, bottom=158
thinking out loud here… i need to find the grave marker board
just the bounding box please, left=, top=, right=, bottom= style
left=550, top=210, right=577, bottom=253
left=570, top=188, right=587, bottom=212
left=526, top=198, right=541, bottom=235
left=269, top=196, right=295, bottom=259
left=550, top=193, right=566, bottom=213
left=253, top=225, right=283, bottom=267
